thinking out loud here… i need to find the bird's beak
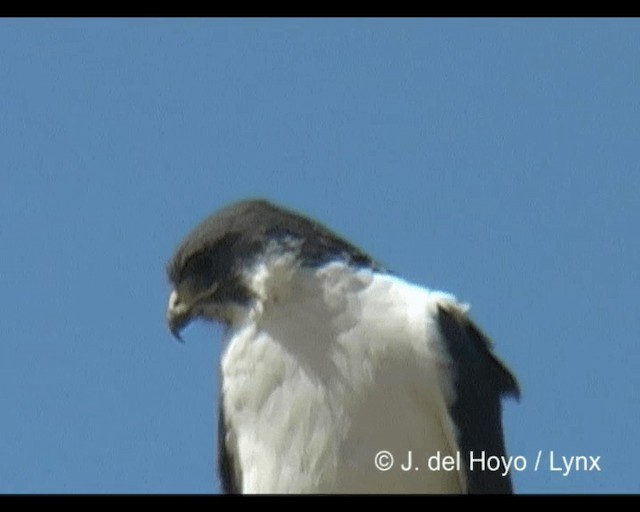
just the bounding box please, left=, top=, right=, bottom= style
left=167, top=290, right=192, bottom=342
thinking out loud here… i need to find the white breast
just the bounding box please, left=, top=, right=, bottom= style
left=220, top=261, right=468, bottom=493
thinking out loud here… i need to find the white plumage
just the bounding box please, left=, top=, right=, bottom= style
left=220, top=257, right=468, bottom=493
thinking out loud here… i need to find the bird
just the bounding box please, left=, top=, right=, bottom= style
left=166, top=198, right=520, bottom=494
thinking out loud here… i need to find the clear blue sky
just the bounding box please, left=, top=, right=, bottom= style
left=1, top=18, right=638, bottom=494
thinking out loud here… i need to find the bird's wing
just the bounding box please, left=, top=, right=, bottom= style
left=436, top=304, right=520, bottom=494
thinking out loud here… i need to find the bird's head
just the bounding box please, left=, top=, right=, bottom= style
left=166, top=199, right=381, bottom=341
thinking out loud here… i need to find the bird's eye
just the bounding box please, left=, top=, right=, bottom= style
left=181, top=250, right=216, bottom=290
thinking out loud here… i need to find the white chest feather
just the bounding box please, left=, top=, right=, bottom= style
left=220, top=262, right=468, bottom=493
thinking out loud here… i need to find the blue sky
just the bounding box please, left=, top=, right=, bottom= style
left=1, top=18, right=639, bottom=494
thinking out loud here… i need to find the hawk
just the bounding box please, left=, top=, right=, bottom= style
left=166, top=199, right=519, bottom=493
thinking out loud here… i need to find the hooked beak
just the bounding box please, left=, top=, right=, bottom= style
left=167, top=290, right=191, bottom=342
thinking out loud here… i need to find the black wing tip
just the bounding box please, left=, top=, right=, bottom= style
left=436, top=303, right=521, bottom=401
